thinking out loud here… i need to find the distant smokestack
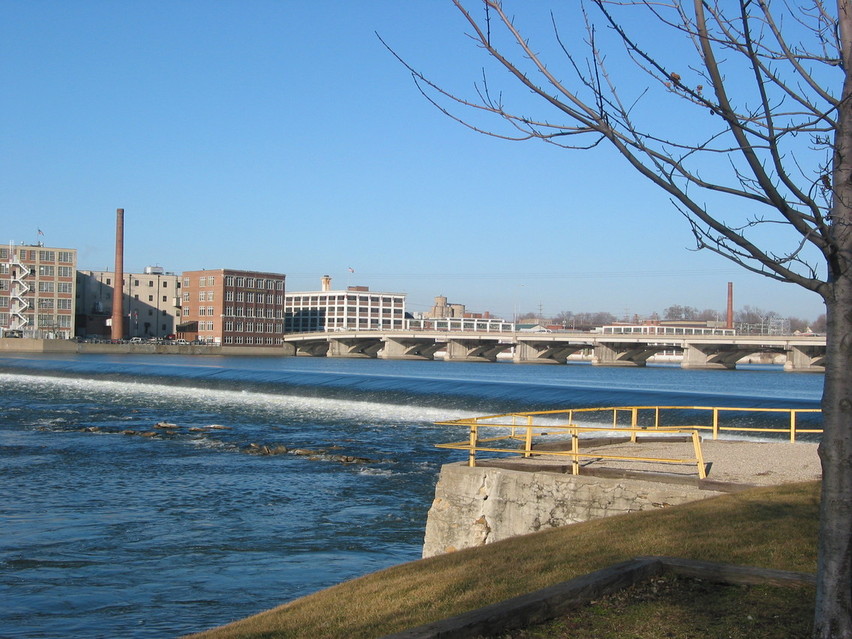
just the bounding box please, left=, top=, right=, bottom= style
left=111, top=208, right=125, bottom=340
left=321, top=275, right=331, bottom=292
left=726, top=282, right=734, bottom=330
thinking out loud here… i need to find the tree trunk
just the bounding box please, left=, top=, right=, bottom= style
left=815, top=6, right=852, bottom=634
left=815, top=282, right=852, bottom=637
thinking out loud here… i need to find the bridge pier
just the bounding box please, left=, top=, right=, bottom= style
left=591, top=343, right=666, bottom=367
left=380, top=337, right=443, bottom=360
left=327, top=337, right=383, bottom=358
left=445, top=338, right=509, bottom=362
left=513, top=341, right=584, bottom=364
left=680, top=344, right=741, bottom=370
left=784, top=344, right=826, bottom=372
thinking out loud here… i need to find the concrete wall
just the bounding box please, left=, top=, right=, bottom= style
left=0, top=338, right=295, bottom=357
left=422, top=462, right=723, bottom=558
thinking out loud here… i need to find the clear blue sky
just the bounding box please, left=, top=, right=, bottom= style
left=0, top=1, right=826, bottom=322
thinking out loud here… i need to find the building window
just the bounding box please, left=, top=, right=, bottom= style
left=58, top=266, right=72, bottom=278
left=38, top=265, right=55, bottom=277
left=38, top=251, right=56, bottom=262
left=225, top=275, right=234, bottom=286
left=58, top=251, right=73, bottom=262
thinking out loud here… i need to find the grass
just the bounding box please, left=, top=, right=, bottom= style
left=500, top=574, right=814, bottom=639
left=184, top=481, right=820, bottom=639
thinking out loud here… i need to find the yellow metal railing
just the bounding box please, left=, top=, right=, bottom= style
left=434, top=406, right=822, bottom=478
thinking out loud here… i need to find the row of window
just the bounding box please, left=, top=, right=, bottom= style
left=223, top=275, right=283, bottom=290
left=0, top=249, right=75, bottom=263
left=223, top=321, right=282, bottom=333
left=38, top=282, right=74, bottom=293
left=187, top=306, right=284, bottom=319
left=129, top=279, right=171, bottom=288
left=287, top=295, right=402, bottom=305
left=187, top=275, right=285, bottom=291
left=291, top=307, right=403, bottom=315
left=223, top=336, right=282, bottom=345
left=0, top=296, right=74, bottom=309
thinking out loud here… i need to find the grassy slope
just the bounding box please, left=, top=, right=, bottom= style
left=186, top=481, right=820, bottom=639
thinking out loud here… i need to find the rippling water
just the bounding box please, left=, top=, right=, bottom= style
left=0, top=354, right=823, bottom=638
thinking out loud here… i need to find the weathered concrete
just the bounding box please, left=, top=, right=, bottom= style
left=422, top=440, right=822, bottom=558
left=422, top=462, right=721, bottom=558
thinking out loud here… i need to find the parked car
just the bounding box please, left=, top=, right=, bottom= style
left=129, top=337, right=144, bottom=344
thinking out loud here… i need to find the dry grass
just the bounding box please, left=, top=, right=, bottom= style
left=185, top=481, right=819, bottom=639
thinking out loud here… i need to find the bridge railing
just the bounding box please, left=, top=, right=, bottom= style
left=434, top=406, right=822, bottom=476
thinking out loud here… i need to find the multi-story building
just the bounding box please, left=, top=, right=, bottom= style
left=0, top=243, right=77, bottom=339
left=284, top=275, right=406, bottom=332
left=179, top=269, right=286, bottom=346
left=76, top=266, right=182, bottom=339
left=408, top=295, right=514, bottom=332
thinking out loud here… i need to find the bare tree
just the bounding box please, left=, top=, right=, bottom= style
left=384, top=1, right=852, bottom=635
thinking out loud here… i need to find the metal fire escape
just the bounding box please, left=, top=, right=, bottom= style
left=10, top=248, right=31, bottom=332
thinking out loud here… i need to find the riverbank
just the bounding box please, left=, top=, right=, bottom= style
left=185, top=480, right=820, bottom=638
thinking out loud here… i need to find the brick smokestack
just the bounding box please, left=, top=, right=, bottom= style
left=726, top=281, right=734, bottom=330
left=111, top=208, right=125, bottom=340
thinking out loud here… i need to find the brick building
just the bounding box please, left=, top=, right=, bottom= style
left=0, top=243, right=77, bottom=339
left=179, top=269, right=286, bottom=345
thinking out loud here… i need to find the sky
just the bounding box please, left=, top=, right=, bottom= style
left=0, top=1, right=829, bottom=322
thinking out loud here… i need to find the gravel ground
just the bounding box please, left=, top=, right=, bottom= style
left=578, top=439, right=822, bottom=486
left=519, top=437, right=821, bottom=486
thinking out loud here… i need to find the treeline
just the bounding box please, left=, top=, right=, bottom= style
left=517, top=305, right=826, bottom=334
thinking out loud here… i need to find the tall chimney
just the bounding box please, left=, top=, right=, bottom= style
left=726, top=281, right=734, bottom=330
left=111, top=208, right=125, bottom=340
left=321, top=275, right=331, bottom=292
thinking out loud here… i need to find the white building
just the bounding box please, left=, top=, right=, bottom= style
left=285, top=275, right=406, bottom=332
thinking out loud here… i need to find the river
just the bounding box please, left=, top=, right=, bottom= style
left=0, top=353, right=824, bottom=638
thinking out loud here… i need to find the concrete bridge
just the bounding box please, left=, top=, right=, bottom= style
left=282, top=330, right=826, bottom=372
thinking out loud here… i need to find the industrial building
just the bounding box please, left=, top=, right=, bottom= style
left=76, top=267, right=182, bottom=340
left=0, top=243, right=77, bottom=339
left=408, top=295, right=514, bottom=332
left=284, top=275, right=406, bottom=332
left=179, top=269, right=286, bottom=345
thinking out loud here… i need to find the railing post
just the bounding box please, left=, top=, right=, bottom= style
left=468, top=423, right=478, bottom=467
left=524, top=415, right=533, bottom=458
left=692, top=430, right=707, bottom=479
left=571, top=430, right=580, bottom=475
left=630, top=407, right=639, bottom=443
left=790, top=410, right=797, bottom=443
left=712, top=408, right=719, bottom=440
left=654, top=407, right=660, bottom=430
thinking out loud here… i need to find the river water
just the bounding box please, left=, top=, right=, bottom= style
left=0, top=353, right=824, bottom=638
